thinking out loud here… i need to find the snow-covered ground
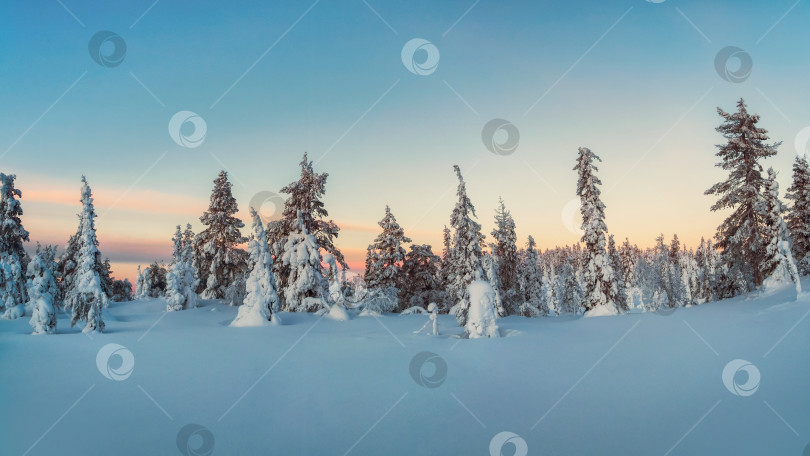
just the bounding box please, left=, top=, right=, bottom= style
left=2, top=281, right=809, bottom=456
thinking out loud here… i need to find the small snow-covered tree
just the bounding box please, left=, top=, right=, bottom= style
left=166, top=225, right=199, bottom=311
left=135, top=265, right=149, bottom=299
left=574, top=147, right=618, bottom=315
left=446, top=165, right=486, bottom=326
left=143, top=262, right=167, bottom=298
left=27, top=244, right=58, bottom=334
left=694, top=238, right=716, bottom=303
left=705, top=99, right=778, bottom=289
left=0, top=173, right=29, bottom=319
left=517, top=236, right=543, bottom=316
left=785, top=155, right=810, bottom=274
left=759, top=168, right=802, bottom=293
left=482, top=251, right=506, bottom=317
left=465, top=280, right=500, bottom=339
left=557, top=259, right=583, bottom=314
left=365, top=206, right=411, bottom=299
left=195, top=171, right=247, bottom=299
left=281, top=213, right=329, bottom=312
left=490, top=197, right=519, bottom=313
left=64, top=177, right=106, bottom=333
left=401, top=244, right=444, bottom=310
left=608, top=234, right=628, bottom=311
left=110, top=279, right=133, bottom=302
left=231, top=209, right=280, bottom=326
left=540, top=263, right=559, bottom=316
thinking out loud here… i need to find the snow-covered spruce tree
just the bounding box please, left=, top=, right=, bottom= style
left=401, top=244, right=444, bottom=310
left=482, top=251, right=506, bottom=317
left=446, top=165, right=486, bottom=326
left=0, top=173, right=29, bottom=319
left=166, top=225, right=199, bottom=311
left=231, top=208, right=280, bottom=326
left=556, top=259, right=583, bottom=314
left=281, top=213, right=329, bottom=312
left=705, top=99, right=779, bottom=289
left=363, top=246, right=379, bottom=286
left=540, top=263, right=559, bottom=316
left=785, top=155, right=810, bottom=274
left=695, top=238, right=716, bottom=303
left=194, top=171, right=247, bottom=299
left=135, top=265, right=148, bottom=299
left=618, top=238, right=642, bottom=309
left=465, top=280, right=500, bottom=338
left=64, top=177, right=106, bottom=333
left=574, top=147, right=619, bottom=315
left=490, top=197, right=519, bottom=314
left=517, top=236, right=543, bottom=317
left=100, top=257, right=114, bottom=302
left=268, top=153, right=346, bottom=306
left=608, top=234, right=628, bottom=311
left=144, top=262, right=167, bottom=298
left=364, top=206, right=411, bottom=307
left=27, top=244, right=58, bottom=334
left=759, top=168, right=802, bottom=293
left=110, top=279, right=133, bottom=302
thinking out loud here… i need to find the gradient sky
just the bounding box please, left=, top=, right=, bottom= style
left=2, top=0, right=809, bottom=284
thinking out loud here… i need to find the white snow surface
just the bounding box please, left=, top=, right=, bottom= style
left=2, top=282, right=810, bottom=455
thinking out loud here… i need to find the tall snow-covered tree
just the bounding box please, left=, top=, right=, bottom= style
left=365, top=206, right=411, bottom=290
left=759, top=168, right=801, bottom=293
left=490, top=197, right=519, bottom=313
left=574, top=147, right=618, bottom=314
left=231, top=208, right=280, bottom=326
left=446, top=165, right=486, bottom=326
left=27, top=244, right=58, bottom=334
left=195, top=171, right=247, bottom=299
left=166, top=225, right=199, bottom=311
left=705, top=99, right=779, bottom=289
left=785, top=155, right=810, bottom=274
left=281, top=213, right=329, bottom=312
left=0, top=173, right=29, bottom=319
left=64, top=177, right=106, bottom=333
left=268, top=153, right=346, bottom=301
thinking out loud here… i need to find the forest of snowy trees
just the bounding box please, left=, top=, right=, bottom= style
left=1, top=98, right=808, bottom=338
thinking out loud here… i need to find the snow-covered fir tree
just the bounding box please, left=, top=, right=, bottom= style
left=608, top=234, right=628, bottom=311
left=490, top=197, right=519, bottom=314
left=0, top=173, right=29, bottom=319
left=695, top=238, right=716, bottom=303
left=27, top=244, right=58, bottom=335
left=268, top=153, right=346, bottom=306
left=446, top=165, right=486, bottom=326
left=110, top=279, right=133, bottom=302
left=759, top=168, right=801, bottom=293
left=482, top=251, right=506, bottom=317
left=281, top=213, right=329, bottom=312
left=364, top=206, right=411, bottom=291
left=556, top=259, right=583, bottom=314
left=143, top=262, right=167, bottom=298
left=705, top=99, right=778, bottom=289
left=574, top=147, right=619, bottom=315
left=166, top=225, right=199, bottom=311
left=618, top=238, right=641, bottom=309
left=517, top=236, right=543, bottom=317
left=135, top=265, right=148, bottom=299
left=400, top=244, right=444, bottom=310
left=194, top=170, right=247, bottom=299
left=540, top=263, right=559, bottom=316
left=63, top=177, right=106, bottom=333
left=231, top=208, right=280, bottom=326
left=465, top=280, right=500, bottom=338
left=785, top=155, right=810, bottom=274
